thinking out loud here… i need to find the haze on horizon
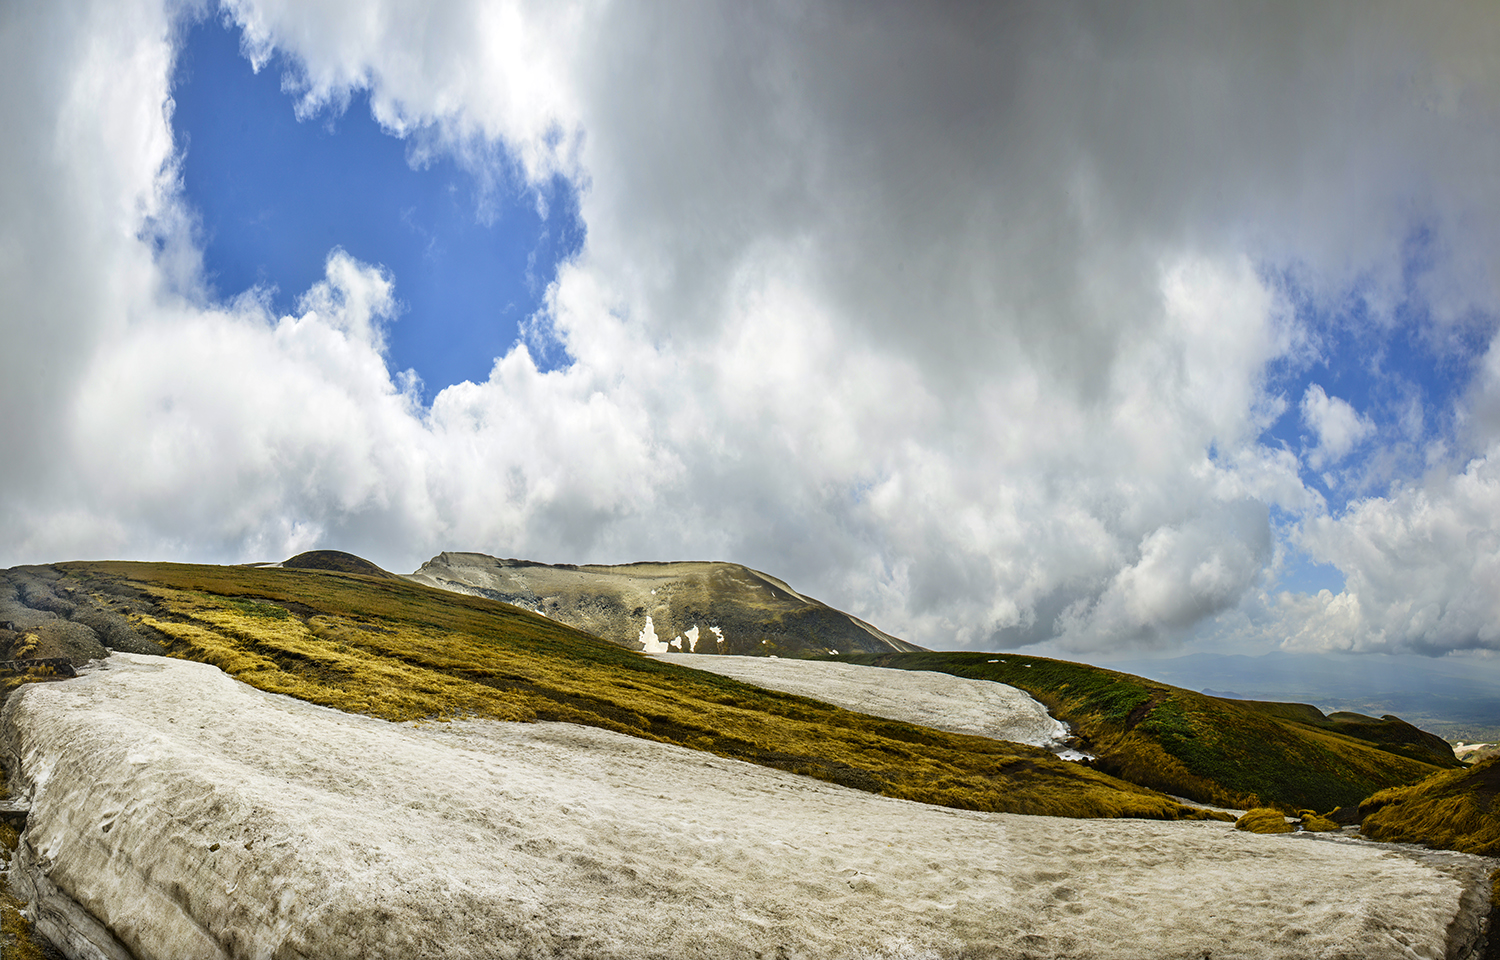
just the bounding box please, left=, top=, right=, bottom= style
left=3, top=1, right=1499, bottom=664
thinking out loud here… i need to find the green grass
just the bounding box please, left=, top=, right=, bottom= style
left=53, top=561, right=1223, bottom=822
left=833, top=651, right=1455, bottom=812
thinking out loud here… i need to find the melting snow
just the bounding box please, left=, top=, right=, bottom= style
left=655, top=654, right=1072, bottom=750
left=637, top=615, right=671, bottom=654
left=2, top=654, right=1492, bottom=960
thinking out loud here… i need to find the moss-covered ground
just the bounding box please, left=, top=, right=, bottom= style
left=835, top=651, right=1455, bottom=812
left=50, top=562, right=1220, bottom=821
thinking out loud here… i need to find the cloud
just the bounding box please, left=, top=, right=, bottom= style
left=1301, top=384, right=1375, bottom=470
left=1275, top=326, right=1500, bottom=655
left=1279, top=446, right=1500, bottom=655
left=4, top=0, right=1500, bottom=658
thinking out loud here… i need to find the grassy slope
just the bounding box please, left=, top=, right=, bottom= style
left=1358, top=756, right=1500, bottom=856
left=52, top=561, right=1218, bottom=822
left=838, top=651, right=1456, bottom=813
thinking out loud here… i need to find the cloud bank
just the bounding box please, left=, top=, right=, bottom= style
left=3, top=0, right=1499, bottom=657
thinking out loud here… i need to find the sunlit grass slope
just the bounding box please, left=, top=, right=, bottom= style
left=1359, top=756, right=1500, bottom=856
left=55, top=561, right=1218, bottom=821
left=837, top=651, right=1456, bottom=812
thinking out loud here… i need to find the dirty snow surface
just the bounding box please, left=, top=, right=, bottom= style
left=655, top=654, right=1070, bottom=748
left=4, top=655, right=1494, bottom=960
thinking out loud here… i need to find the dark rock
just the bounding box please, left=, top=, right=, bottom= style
left=30, top=621, right=106, bottom=666
left=68, top=607, right=166, bottom=656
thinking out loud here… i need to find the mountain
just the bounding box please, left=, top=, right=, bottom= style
left=1101, top=650, right=1500, bottom=740
left=3, top=558, right=1457, bottom=814
left=406, top=551, right=925, bottom=657
left=281, top=549, right=401, bottom=579
left=14, top=559, right=1185, bottom=819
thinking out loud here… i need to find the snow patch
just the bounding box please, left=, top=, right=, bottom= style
left=637, top=615, right=671, bottom=654
left=656, top=655, right=1073, bottom=750
left=683, top=625, right=701, bottom=652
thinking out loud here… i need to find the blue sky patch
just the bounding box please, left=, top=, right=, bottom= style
left=1256, top=260, right=1488, bottom=516
left=171, top=18, right=584, bottom=401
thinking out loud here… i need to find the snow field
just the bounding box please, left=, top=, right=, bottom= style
left=1, top=654, right=1492, bottom=960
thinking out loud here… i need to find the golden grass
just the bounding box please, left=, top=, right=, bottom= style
left=1358, top=756, right=1500, bottom=856
left=1235, top=808, right=1294, bottom=834
left=56, top=561, right=1225, bottom=822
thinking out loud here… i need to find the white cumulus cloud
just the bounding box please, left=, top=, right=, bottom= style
left=1301, top=384, right=1375, bottom=471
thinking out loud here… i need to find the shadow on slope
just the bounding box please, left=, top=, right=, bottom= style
left=838, top=651, right=1457, bottom=813
left=47, top=561, right=1218, bottom=822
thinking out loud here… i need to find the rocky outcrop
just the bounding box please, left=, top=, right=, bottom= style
left=0, top=567, right=166, bottom=664
left=4, top=654, right=1497, bottom=960
left=406, top=552, right=926, bottom=657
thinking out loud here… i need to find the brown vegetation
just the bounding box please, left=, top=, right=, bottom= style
left=1234, top=808, right=1293, bottom=834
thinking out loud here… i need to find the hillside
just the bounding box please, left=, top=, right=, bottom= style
left=1358, top=755, right=1500, bottom=856
left=3, top=560, right=1499, bottom=959
left=10, top=560, right=1203, bottom=821
left=281, top=549, right=401, bottom=579
left=838, top=651, right=1460, bottom=813
left=1105, top=650, right=1500, bottom=742
left=406, top=551, right=924, bottom=657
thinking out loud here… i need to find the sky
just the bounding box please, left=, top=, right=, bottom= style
left=2, top=1, right=1499, bottom=662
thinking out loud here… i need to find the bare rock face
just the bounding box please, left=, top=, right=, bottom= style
left=3, top=654, right=1497, bottom=960
left=406, top=552, right=926, bottom=657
